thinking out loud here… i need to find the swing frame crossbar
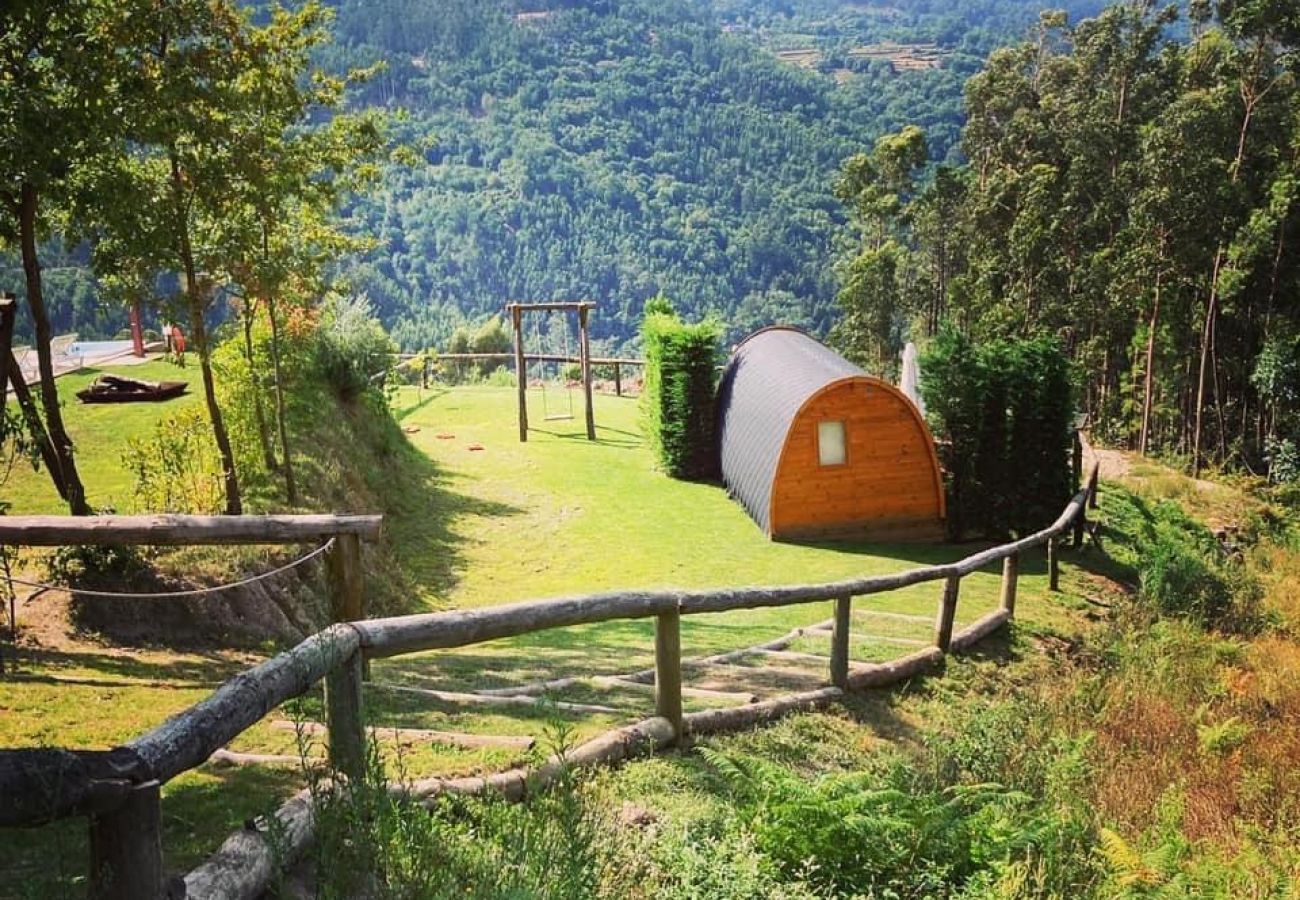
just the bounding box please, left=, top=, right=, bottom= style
left=508, top=302, right=596, bottom=442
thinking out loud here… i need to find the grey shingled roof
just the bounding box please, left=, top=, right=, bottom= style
left=716, top=327, right=865, bottom=534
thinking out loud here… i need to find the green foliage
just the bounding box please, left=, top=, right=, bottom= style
left=314, top=294, right=396, bottom=401
left=122, top=406, right=225, bottom=515
left=1100, top=488, right=1261, bottom=629
left=641, top=306, right=722, bottom=480
left=920, top=329, right=1074, bottom=538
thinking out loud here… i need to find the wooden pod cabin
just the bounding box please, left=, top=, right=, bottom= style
left=716, top=327, right=945, bottom=542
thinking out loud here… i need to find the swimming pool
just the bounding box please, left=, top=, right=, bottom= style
left=67, top=340, right=136, bottom=357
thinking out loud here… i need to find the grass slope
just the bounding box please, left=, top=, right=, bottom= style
left=2, top=378, right=1082, bottom=896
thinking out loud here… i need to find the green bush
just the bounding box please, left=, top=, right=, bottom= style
left=314, top=294, right=396, bottom=400
left=641, top=299, right=721, bottom=479
left=920, top=329, right=1075, bottom=538
left=122, top=406, right=226, bottom=514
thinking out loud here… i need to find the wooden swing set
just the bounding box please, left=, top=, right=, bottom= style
left=508, top=301, right=596, bottom=442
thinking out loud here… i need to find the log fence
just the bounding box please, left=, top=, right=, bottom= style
left=0, top=465, right=1099, bottom=900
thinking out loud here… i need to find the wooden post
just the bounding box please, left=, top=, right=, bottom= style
left=614, top=361, right=622, bottom=397
left=1048, top=537, right=1060, bottom=592
left=129, top=300, right=145, bottom=357
left=89, top=781, right=164, bottom=900
left=1000, top=553, right=1019, bottom=617
left=1073, top=501, right=1086, bottom=549
left=654, top=606, right=684, bottom=741
left=934, top=575, right=960, bottom=651
left=421, top=354, right=430, bottom=389
left=0, top=293, right=14, bottom=411
left=325, top=650, right=366, bottom=781
left=328, top=532, right=366, bottom=682
left=830, top=595, right=851, bottom=688
left=1088, top=464, right=1099, bottom=510
left=511, top=305, right=527, bottom=442
left=579, top=305, right=595, bottom=441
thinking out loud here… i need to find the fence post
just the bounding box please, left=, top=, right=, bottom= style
left=1048, top=537, right=1060, bottom=592
left=1072, top=501, right=1086, bottom=548
left=655, top=605, right=684, bottom=741
left=614, top=362, right=622, bottom=397
left=1088, top=464, right=1100, bottom=510
left=830, top=595, right=852, bottom=688
left=1000, top=553, right=1019, bottom=616
left=325, top=650, right=366, bottom=781
left=89, top=781, right=164, bottom=900
left=328, top=532, right=367, bottom=679
left=934, top=575, right=960, bottom=651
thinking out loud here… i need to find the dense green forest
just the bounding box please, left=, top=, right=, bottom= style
left=2, top=0, right=1104, bottom=352
left=833, top=1, right=1300, bottom=477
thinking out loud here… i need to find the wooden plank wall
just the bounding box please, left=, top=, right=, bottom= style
left=770, top=379, right=943, bottom=540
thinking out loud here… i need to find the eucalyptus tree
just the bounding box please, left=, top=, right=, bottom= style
left=212, top=1, right=387, bottom=504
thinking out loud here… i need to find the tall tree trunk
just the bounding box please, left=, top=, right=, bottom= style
left=241, top=304, right=278, bottom=472
left=170, top=153, right=242, bottom=515
left=266, top=292, right=297, bottom=505
left=17, top=185, right=90, bottom=514
left=1139, top=264, right=1162, bottom=456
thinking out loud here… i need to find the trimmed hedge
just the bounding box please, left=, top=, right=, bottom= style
left=920, top=329, right=1074, bottom=539
left=642, top=302, right=721, bottom=479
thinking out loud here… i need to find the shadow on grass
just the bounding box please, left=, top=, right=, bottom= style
left=6, top=644, right=246, bottom=685
left=293, top=397, right=526, bottom=613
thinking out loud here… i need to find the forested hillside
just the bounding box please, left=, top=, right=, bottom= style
left=833, top=1, right=1300, bottom=477
left=2, top=0, right=1103, bottom=352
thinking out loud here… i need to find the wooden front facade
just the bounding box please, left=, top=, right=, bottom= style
left=769, top=377, right=945, bottom=541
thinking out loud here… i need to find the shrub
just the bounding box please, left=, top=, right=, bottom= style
left=122, top=406, right=225, bottom=514
left=314, top=294, right=395, bottom=400
left=641, top=298, right=721, bottom=479
left=920, top=329, right=1075, bottom=538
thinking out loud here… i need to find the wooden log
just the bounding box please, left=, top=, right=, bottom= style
left=1000, top=553, right=1020, bottom=616
left=844, top=647, right=943, bottom=690
left=207, top=749, right=321, bottom=768
left=182, top=785, right=316, bottom=900
left=433, top=352, right=644, bottom=366
left=655, top=608, right=684, bottom=739
left=325, top=651, right=365, bottom=780
left=512, top=304, right=527, bottom=442
left=1048, top=537, right=1060, bottom=592
left=0, top=746, right=150, bottom=828
left=475, top=675, right=754, bottom=704
left=683, top=686, right=844, bottom=735
left=0, top=513, right=383, bottom=547
left=934, top=575, right=960, bottom=651
left=269, top=719, right=536, bottom=751
left=594, top=676, right=756, bottom=704
left=328, top=532, right=366, bottom=681
left=949, top=609, right=1011, bottom=653
left=127, top=623, right=361, bottom=784
left=403, top=715, right=676, bottom=804
left=89, top=780, right=164, bottom=900
left=755, top=648, right=835, bottom=667
left=580, top=304, right=596, bottom=441
left=951, top=486, right=1089, bottom=576
left=357, top=591, right=678, bottom=658
left=1088, top=461, right=1100, bottom=509
left=505, top=301, right=595, bottom=313
left=614, top=362, right=622, bottom=397
left=381, top=683, right=620, bottom=714
left=620, top=620, right=833, bottom=683
left=830, top=595, right=851, bottom=688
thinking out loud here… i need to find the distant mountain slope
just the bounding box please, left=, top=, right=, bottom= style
left=321, top=0, right=1104, bottom=352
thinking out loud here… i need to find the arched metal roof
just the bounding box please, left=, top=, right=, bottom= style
left=716, top=327, right=869, bottom=534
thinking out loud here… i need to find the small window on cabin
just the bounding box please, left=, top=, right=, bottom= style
left=817, top=420, right=846, bottom=466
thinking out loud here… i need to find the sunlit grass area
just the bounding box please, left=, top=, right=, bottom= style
left=1, top=380, right=1092, bottom=894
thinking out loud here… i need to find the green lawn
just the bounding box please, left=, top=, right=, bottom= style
left=1, top=379, right=1091, bottom=895
left=5, top=359, right=204, bottom=514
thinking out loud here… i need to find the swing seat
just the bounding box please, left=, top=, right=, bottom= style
left=543, top=412, right=575, bottom=421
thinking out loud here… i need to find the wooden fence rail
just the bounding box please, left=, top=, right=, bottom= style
left=0, top=467, right=1099, bottom=900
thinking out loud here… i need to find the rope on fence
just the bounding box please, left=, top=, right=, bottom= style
left=2, top=538, right=335, bottom=601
